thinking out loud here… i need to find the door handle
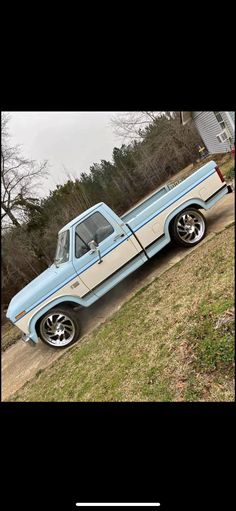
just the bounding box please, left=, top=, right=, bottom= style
left=88, top=247, right=103, bottom=263
left=114, top=233, right=125, bottom=241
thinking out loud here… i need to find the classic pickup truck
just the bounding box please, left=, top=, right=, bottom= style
left=6, top=160, right=232, bottom=348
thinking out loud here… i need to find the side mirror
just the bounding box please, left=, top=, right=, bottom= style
left=88, top=240, right=103, bottom=264
left=88, top=240, right=98, bottom=252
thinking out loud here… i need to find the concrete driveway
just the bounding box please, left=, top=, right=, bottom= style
left=1, top=191, right=234, bottom=401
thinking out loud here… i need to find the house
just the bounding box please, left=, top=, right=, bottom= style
left=180, top=112, right=235, bottom=154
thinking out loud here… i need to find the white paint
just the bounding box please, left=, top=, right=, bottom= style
left=16, top=170, right=223, bottom=335
left=16, top=273, right=90, bottom=334
left=16, top=234, right=141, bottom=334
left=79, top=235, right=141, bottom=290
left=137, top=172, right=221, bottom=246
left=75, top=504, right=161, bottom=507
left=225, top=112, right=235, bottom=132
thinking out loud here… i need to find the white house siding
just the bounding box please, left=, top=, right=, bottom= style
left=192, top=111, right=232, bottom=153
left=221, top=112, right=235, bottom=144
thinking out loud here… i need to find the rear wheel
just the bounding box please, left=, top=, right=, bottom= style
left=170, top=208, right=206, bottom=247
left=38, top=306, right=80, bottom=348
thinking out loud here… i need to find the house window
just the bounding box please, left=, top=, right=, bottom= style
left=216, top=130, right=229, bottom=144
left=214, top=112, right=232, bottom=144
left=214, top=111, right=226, bottom=131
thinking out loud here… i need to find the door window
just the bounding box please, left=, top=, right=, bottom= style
left=75, top=212, right=114, bottom=258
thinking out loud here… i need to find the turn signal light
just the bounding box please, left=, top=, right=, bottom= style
left=15, top=310, right=26, bottom=320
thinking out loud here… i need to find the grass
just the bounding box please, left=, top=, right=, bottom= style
left=220, top=156, right=235, bottom=180
left=1, top=322, right=22, bottom=352
left=9, top=225, right=235, bottom=402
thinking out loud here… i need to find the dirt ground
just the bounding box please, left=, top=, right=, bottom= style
left=1, top=190, right=234, bottom=401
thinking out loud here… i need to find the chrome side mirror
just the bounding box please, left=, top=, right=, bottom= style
left=88, top=240, right=103, bottom=264
left=88, top=240, right=98, bottom=252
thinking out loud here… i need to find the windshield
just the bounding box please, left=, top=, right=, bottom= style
left=54, top=230, right=70, bottom=264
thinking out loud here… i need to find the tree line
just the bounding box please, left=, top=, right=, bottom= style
left=1, top=112, right=202, bottom=318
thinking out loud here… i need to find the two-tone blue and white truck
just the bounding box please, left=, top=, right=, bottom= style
left=6, top=160, right=232, bottom=348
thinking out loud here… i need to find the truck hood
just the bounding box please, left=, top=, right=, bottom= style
left=6, top=261, right=76, bottom=324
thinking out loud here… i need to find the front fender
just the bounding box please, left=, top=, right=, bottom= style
left=28, top=295, right=85, bottom=343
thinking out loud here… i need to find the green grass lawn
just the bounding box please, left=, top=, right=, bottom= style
left=9, top=225, right=235, bottom=402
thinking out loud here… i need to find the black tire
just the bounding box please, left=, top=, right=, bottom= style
left=38, top=306, right=81, bottom=348
left=170, top=208, right=206, bottom=248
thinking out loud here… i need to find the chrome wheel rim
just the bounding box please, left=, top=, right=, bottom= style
left=40, top=313, right=75, bottom=347
left=177, top=210, right=205, bottom=244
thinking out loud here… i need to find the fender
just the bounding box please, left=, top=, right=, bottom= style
left=164, top=197, right=207, bottom=236
left=28, top=293, right=95, bottom=343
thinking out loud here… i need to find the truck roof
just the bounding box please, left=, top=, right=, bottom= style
left=58, top=202, right=104, bottom=233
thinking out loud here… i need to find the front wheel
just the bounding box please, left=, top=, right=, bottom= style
left=170, top=208, right=206, bottom=247
left=38, top=306, right=81, bottom=348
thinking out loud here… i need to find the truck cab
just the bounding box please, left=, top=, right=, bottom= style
left=6, top=202, right=147, bottom=347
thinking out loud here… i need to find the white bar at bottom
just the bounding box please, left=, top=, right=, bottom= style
left=75, top=504, right=161, bottom=507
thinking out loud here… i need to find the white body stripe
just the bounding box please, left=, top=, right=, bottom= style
left=135, top=172, right=220, bottom=246
left=16, top=172, right=222, bottom=336
left=79, top=235, right=142, bottom=290
left=16, top=274, right=90, bottom=333
left=16, top=235, right=142, bottom=334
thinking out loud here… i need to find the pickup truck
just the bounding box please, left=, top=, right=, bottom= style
left=6, top=160, right=232, bottom=348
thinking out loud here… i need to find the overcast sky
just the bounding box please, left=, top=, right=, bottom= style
left=7, top=112, right=123, bottom=196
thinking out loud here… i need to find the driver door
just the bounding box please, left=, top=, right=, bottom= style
left=72, top=207, right=144, bottom=297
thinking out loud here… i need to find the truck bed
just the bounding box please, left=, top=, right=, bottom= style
left=121, top=160, right=217, bottom=232
left=121, top=185, right=169, bottom=224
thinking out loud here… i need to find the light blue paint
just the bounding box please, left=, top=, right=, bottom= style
left=59, top=203, right=104, bottom=233
left=6, top=159, right=230, bottom=345
left=73, top=232, right=133, bottom=276
left=125, top=161, right=216, bottom=232
left=145, top=234, right=171, bottom=259
left=27, top=253, right=148, bottom=343
left=122, top=186, right=168, bottom=224
left=59, top=202, right=126, bottom=234
left=7, top=262, right=78, bottom=324
left=28, top=293, right=98, bottom=343
left=144, top=198, right=208, bottom=259
left=9, top=230, right=133, bottom=323
left=145, top=185, right=228, bottom=259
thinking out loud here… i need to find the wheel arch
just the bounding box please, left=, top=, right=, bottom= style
left=29, top=296, right=84, bottom=340
left=165, top=198, right=206, bottom=236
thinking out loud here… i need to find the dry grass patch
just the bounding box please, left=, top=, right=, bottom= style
left=220, top=156, right=235, bottom=180
left=1, top=321, right=22, bottom=352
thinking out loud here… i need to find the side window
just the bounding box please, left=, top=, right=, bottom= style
left=75, top=212, right=114, bottom=258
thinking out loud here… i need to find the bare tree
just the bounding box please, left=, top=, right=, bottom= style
left=1, top=113, right=48, bottom=227
left=110, top=111, right=176, bottom=141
